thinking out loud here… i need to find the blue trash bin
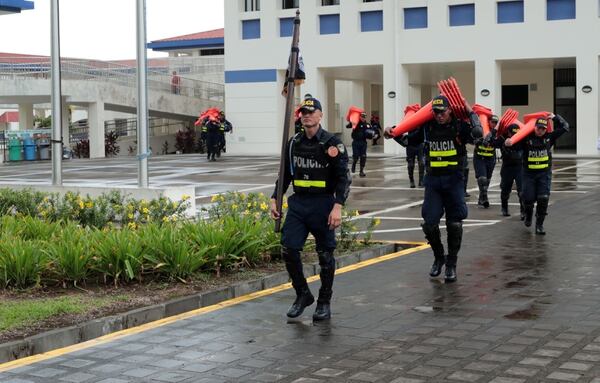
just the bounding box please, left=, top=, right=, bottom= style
left=23, top=135, right=37, bottom=161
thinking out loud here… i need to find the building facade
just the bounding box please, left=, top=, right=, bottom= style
left=224, top=0, right=600, bottom=156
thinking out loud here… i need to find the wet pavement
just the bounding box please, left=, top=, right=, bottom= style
left=1, top=155, right=600, bottom=382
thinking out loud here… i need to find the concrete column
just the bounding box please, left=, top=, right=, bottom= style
left=326, top=77, right=337, bottom=132
left=88, top=102, right=105, bottom=158
left=363, top=80, right=371, bottom=116
left=475, top=59, right=501, bottom=114
left=18, top=103, right=34, bottom=130
left=385, top=63, right=409, bottom=155
left=576, top=54, right=600, bottom=156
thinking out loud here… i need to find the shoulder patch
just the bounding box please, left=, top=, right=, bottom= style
left=327, top=146, right=339, bottom=157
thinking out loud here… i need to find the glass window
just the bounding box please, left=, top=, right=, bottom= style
left=363, top=0, right=382, bottom=2
left=280, top=17, right=294, bottom=37
left=322, top=0, right=339, bottom=5
left=404, top=7, right=428, bottom=29
left=242, top=19, right=261, bottom=40
left=502, top=85, right=529, bottom=106
left=547, top=0, right=575, bottom=20
left=282, top=0, right=299, bottom=9
left=449, top=4, right=475, bottom=26
left=361, top=11, right=383, bottom=32
left=244, top=0, right=260, bottom=12
left=319, top=14, right=340, bottom=35
left=497, top=1, right=524, bottom=23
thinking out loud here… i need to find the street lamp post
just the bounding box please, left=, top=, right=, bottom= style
left=50, top=0, right=62, bottom=185
left=136, top=0, right=149, bottom=188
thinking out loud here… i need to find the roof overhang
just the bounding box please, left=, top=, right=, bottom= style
left=0, top=0, right=34, bottom=15
left=147, top=37, right=224, bottom=52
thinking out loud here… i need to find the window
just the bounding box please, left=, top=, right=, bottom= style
left=319, top=14, right=340, bottom=35
left=200, top=48, right=224, bottom=56
left=280, top=17, right=294, bottom=37
left=497, top=1, right=524, bottom=23
left=244, top=0, right=260, bottom=12
left=242, top=19, right=260, bottom=40
left=404, top=7, right=428, bottom=29
left=363, top=0, right=382, bottom=2
left=502, top=85, right=529, bottom=106
left=282, top=0, right=299, bottom=9
left=322, top=0, right=339, bottom=5
left=547, top=0, right=575, bottom=20
left=361, top=11, right=383, bottom=32
left=449, top=4, right=475, bottom=26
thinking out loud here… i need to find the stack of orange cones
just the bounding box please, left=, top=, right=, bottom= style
left=509, top=111, right=552, bottom=145
left=346, top=105, right=365, bottom=129
left=498, top=108, right=521, bottom=137
left=195, top=107, right=221, bottom=126
left=472, top=104, right=493, bottom=136
left=404, top=103, right=421, bottom=117
left=390, top=101, right=433, bottom=137
left=437, top=77, right=468, bottom=120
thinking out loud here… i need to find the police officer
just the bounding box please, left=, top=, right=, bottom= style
left=217, top=111, right=233, bottom=157
left=371, top=115, right=382, bottom=146
left=505, top=114, right=569, bottom=235
left=270, top=97, right=351, bottom=321
left=393, top=131, right=425, bottom=188
left=204, top=118, right=222, bottom=162
left=494, top=123, right=524, bottom=218
left=346, top=112, right=372, bottom=177
left=473, top=115, right=499, bottom=208
left=386, top=95, right=482, bottom=282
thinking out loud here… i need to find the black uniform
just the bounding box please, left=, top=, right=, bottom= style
left=371, top=118, right=382, bottom=145
left=408, top=111, right=482, bottom=282
left=347, top=120, right=372, bottom=177
left=272, top=126, right=351, bottom=320
left=217, top=117, right=232, bottom=157
left=204, top=120, right=222, bottom=161
left=493, top=124, right=524, bottom=218
left=513, top=115, right=569, bottom=234
left=394, top=132, right=425, bottom=188
left=294, top=117, right=304, bottom=134
left=473, top=133, right=497, bottom=208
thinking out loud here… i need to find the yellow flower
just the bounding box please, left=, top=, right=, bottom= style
left=231, top=204, right=238, bottom=210
left=182, top=194, right=191, bottom=201
left=259, top=192, right=264, bottom=197
left=282, top=202, right=288, bottom=209
left=244, top=209, right=250, bottom=215
left=239, top=193, right=246, bottom=200
left=85, top=201, right=93, bottom=209
left=260, top=202, right=268, bottom=211
left=219, top=195, right=225, bottom=202
left=78, top=201, right=84, bottom=209
left=354, top=210, right=360, bottom=217
left=127, top=222, right=137, bottom=230
left=374, top=218, right=381, bottom=226
left=162, top=216, right=169, bottom=222
left=128, top=213, right=134, bottom=220
left=211, top=195, right=219, bottom=202
left=142, top=207, right=149, bottom=214
left=171, top=216, right=178, bottom=222
left=247, top=203, right=252, bottom=208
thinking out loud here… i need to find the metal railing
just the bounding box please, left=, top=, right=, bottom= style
left=0, top=56, right=224, bottom=102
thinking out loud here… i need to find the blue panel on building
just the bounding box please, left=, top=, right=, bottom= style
left=280, top=17, right=294, bottom=37
left=0, top=0, right=34, bottom=12
left=404, top=7, right=428, bottom=29
left=147, top=37, right=224, bottom=51
left=449, top=4, right=475, bottom=26
left=547, top=0, right=575, bottom=20
left=360, top=10, right=383, bottom=32
left=320, top=14, right=340, bottom=35
left=498, top=1, right=524, bottom=23
left=242, top=19, right=261, bottom=40
left=225, top=69, right=277, bottom=83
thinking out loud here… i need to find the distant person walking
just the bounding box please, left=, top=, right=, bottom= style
left=171, top=71, right=181, bottom=95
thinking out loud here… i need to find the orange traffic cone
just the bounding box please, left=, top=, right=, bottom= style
left=390, top=101, right=433, bottom=137
left=346, top=105, right=365, bottom=129
left=509, top=112, right=551, bottom=145
left=524, top=112, right=553, bottom=133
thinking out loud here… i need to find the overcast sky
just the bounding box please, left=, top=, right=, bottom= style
left=0, top=0, right=224, bottom=60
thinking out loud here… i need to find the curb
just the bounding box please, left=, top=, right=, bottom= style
left=0, top=243, right=404, bottom=363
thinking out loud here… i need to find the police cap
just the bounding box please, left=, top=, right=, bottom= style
left=299, top=97, right=322, bottom=112
left=432, top=95, right=450, bottom=111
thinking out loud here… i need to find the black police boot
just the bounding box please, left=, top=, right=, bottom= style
left=501, top=195, right=510, bottom=217
left=463, top=168, right=470, bottom=197
left=408, top=161, right=416, bottom=188
left=351, top=158, right=357, bottom=173
left=535, top=196, right=549, bottom=235
left=523, top=204, right=534, bottom=227
left=314, top=251, right=335, bottom=321
left=418, top=166, right=424, bottom=187
left=409, top=177, right=416, bottom=189
left=206, top=152, right=211, bottom=160
left=477, top=177, right=489, bottom=208
left=359, top=156, right=367, bottom=177
left=445, top=221, right=463, bottom=283
left=422, top=223, right=445, bottom=277
left=519, top=196, right=525, bottom=221
left=282, top=248, right=314, bottom=318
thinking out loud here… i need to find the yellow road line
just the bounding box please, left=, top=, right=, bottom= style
left=0, top=242, right=429, bottom=372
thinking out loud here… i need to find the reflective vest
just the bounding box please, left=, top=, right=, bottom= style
left=426, top=123, right=461, bottom=174
left=290, top=132, right=334, bottom=194
left=475, top=143, right=495, bottom=158
left=525, top=136, right=551, bottom=171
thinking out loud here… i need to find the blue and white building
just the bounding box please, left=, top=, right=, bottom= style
left=224, top=0, right=600, bottom=156
left=0, top=0, right=33, bottom=15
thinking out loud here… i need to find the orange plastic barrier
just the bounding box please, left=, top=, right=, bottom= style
left=389, top=101, right=433, bottom=137
left=346, top=105, right=365, bottom=129
left=472, top=104, right=493, bottom=136
left=195, top=107, right=221, bottom=126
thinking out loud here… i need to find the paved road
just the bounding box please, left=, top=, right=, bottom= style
left=1, top=155, right=600, bottom=382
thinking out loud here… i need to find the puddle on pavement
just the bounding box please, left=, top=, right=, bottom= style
left=504, top=304, right=542, bottom=320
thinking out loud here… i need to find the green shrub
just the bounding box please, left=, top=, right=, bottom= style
left=0, top=238, right=47, bottom=289
left=44, top=224, right=93, bottom=287
left=0, top=188, right=48, bottom=217
left=91, top=228, right=145, bottom=285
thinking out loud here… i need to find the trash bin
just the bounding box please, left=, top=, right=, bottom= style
left=23, top=135, right=37, bottom=161
left=38, top=138, right=51, bottom=160
left=8, top=138, right=23, bottom=161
